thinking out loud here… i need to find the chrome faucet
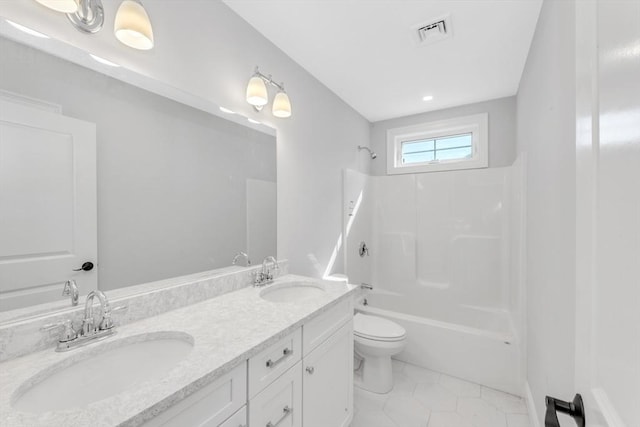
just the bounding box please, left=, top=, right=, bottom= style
left=82, top=290, right=112, bottom=335
left=254, top=256, right=280, bottom=286
left=42, top=290, right=126, bottom=352
left=232, top=251, right=251, bottom=266
left=62, top=280, right=79, bottom=306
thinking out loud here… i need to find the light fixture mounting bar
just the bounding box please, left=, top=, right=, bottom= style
left=253, top=67, right=285, bottom=92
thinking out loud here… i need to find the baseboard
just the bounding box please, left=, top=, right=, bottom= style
left=525, top=381, right=541, bottom=427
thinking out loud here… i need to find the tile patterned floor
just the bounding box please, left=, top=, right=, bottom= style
left=351, top=360, right=530, bottom=427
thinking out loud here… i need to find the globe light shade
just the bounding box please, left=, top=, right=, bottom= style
left=114, top=0, right=154, bottom=50
left=34, top=0, right=79, bottom=13
left=246, top=76, right=268, bottom=107
left=272, top=90, right=292, bottom=118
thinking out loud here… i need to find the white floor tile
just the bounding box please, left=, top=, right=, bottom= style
left=404, top=363, right=441, bottom=384
left=351, top=362, right=528, bottom=427
left=389, top=371, right=418, bottom=396
left=384, top=395, right=431, bottom=427
left=413, top=383, right=458, bottom=411
left=350, top=409, right=397, bottom=427
left=427, top=412, right=473, bottom=427
left=507, top=413, right=531, bottom=427
left=457, top=397, right=508, bottom=427
left=439, top=374, right=482, bottom=397
left=481, top=387, right=528, bottom=414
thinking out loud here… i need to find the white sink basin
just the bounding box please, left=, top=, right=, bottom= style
left=12, top=331, right=193, bottom=414
left=260, top=281, right=327, bottom=303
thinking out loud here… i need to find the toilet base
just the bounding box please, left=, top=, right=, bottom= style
left=355, top=354, right=393, bottom=394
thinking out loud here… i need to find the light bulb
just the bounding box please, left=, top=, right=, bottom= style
left=272, top=90, right=292, bottom=118
left=114, top=0, right=154, bottom=50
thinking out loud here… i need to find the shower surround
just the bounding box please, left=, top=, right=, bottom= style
left=344, top=163, right=525, bottom=395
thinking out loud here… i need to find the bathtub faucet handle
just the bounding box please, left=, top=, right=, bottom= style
left=361, top=283, right=373, bottom=290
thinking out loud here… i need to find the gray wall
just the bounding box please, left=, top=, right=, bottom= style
left=0, top=1, right=372, bottom=279
left=1, top=37, right=276, bottom=290
left=516, top=0, right=576, bottom=419
left=370, top=96, right=517, bottom=176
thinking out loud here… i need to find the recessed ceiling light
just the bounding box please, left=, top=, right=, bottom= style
left=247, top=118, right=261, bottom=124
left=6, top=20, right=50, bottom=39
left=219, top=107, right=235, bottom=114
left=422, top=95, right=434, bottom=102
left=89, top=54, right=120, bottom=67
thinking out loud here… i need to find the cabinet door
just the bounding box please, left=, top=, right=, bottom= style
left=302, top=320, right=353, bottom=427
left=142, top=364, right=246, bottom=427
left=249, top=361, right=302, bottom=427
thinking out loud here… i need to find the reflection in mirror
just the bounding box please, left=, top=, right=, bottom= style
left=0, top=35, right=276, bottom=314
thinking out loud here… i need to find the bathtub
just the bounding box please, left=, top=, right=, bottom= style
left=356, top=292, right=522, bottom=395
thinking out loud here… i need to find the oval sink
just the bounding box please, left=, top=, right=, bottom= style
left=12, top=331, right=193, bottom=414
left=260, top=281, right=326, bottom=303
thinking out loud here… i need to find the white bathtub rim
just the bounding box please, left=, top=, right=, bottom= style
left=356, top=301, right=516, bottom=344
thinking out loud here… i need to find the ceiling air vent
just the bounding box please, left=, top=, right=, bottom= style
left=411, top=14, right=452, bottom=46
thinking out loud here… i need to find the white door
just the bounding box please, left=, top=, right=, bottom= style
left=302, top=321, right=354, bottom=427
left=574, top=1, right=640, bottom=426
left=0, top=98, right=97, bottom=311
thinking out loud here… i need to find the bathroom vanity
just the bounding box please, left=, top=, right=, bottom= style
left=0, top=274, right=356, bottom=427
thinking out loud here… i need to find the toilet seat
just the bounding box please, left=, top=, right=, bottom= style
left=354, top=313, right=406, bottom=342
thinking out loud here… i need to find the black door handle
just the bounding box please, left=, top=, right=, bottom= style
left=73, top=262, right=94, bottom=272
left=545, top=394, right=585, bottom=427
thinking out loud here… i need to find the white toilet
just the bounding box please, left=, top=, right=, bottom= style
left=353, top=313, right=407, bottom=394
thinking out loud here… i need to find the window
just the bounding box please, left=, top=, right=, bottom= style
left=386, top=113, right=488, bottom=174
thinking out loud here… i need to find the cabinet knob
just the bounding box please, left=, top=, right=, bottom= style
left=306, top=366, right=315, bottom=374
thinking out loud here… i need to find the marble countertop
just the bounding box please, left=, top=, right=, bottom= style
left=0, top=275, right=356, bottom=427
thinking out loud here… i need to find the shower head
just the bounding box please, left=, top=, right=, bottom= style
left=358, top=145, right=377, bottom=159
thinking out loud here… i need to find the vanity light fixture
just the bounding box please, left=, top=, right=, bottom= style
left=33, top=0, right=104, bottom=34
left=114, top=0, right=154, bottom=50
left=246, top=66, right=292, bottom=118
left=31, top=0, right=154, bottom=49
left=422, top=95, right=434, bottom=101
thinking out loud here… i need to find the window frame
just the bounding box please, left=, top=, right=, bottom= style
left=386, top=113, right=488, bottom=175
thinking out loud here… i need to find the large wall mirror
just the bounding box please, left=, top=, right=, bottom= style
left=0, top=32, right=276, bottom=317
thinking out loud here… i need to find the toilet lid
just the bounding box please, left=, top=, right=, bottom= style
left=354, top=313, right=406, bottom=340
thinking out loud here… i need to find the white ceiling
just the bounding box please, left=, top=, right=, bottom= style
left=224, top=0, right=542, bottom=122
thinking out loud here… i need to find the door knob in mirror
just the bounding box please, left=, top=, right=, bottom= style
left=73, top=262, right=94, bottom=272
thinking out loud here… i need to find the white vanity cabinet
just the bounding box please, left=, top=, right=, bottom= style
left=247, top=298, right=354, bottom=427
left=302, top=321, right=353, bottom=427
left=249, top=360, right=303, bottom=427
left=144, top=296, right=354, bottom=427
left=301, top=299, right=354, bottom=427
left=141, top=364, right=246, bottom=427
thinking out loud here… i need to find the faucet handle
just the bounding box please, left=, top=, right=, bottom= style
left=99, top=305, right=128, bottom=330
left=42, top=319, right=77, bottom=342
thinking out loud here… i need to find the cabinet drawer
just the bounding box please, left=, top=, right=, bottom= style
left=248, top=328, right=301, bottom=398
left=219, top=405, right=247, bottom=427
left=142, top=363, right=246, bottom=427
left=249, top=361, right=302, bottom=427
left=303, top=297, right=353, bottom=356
